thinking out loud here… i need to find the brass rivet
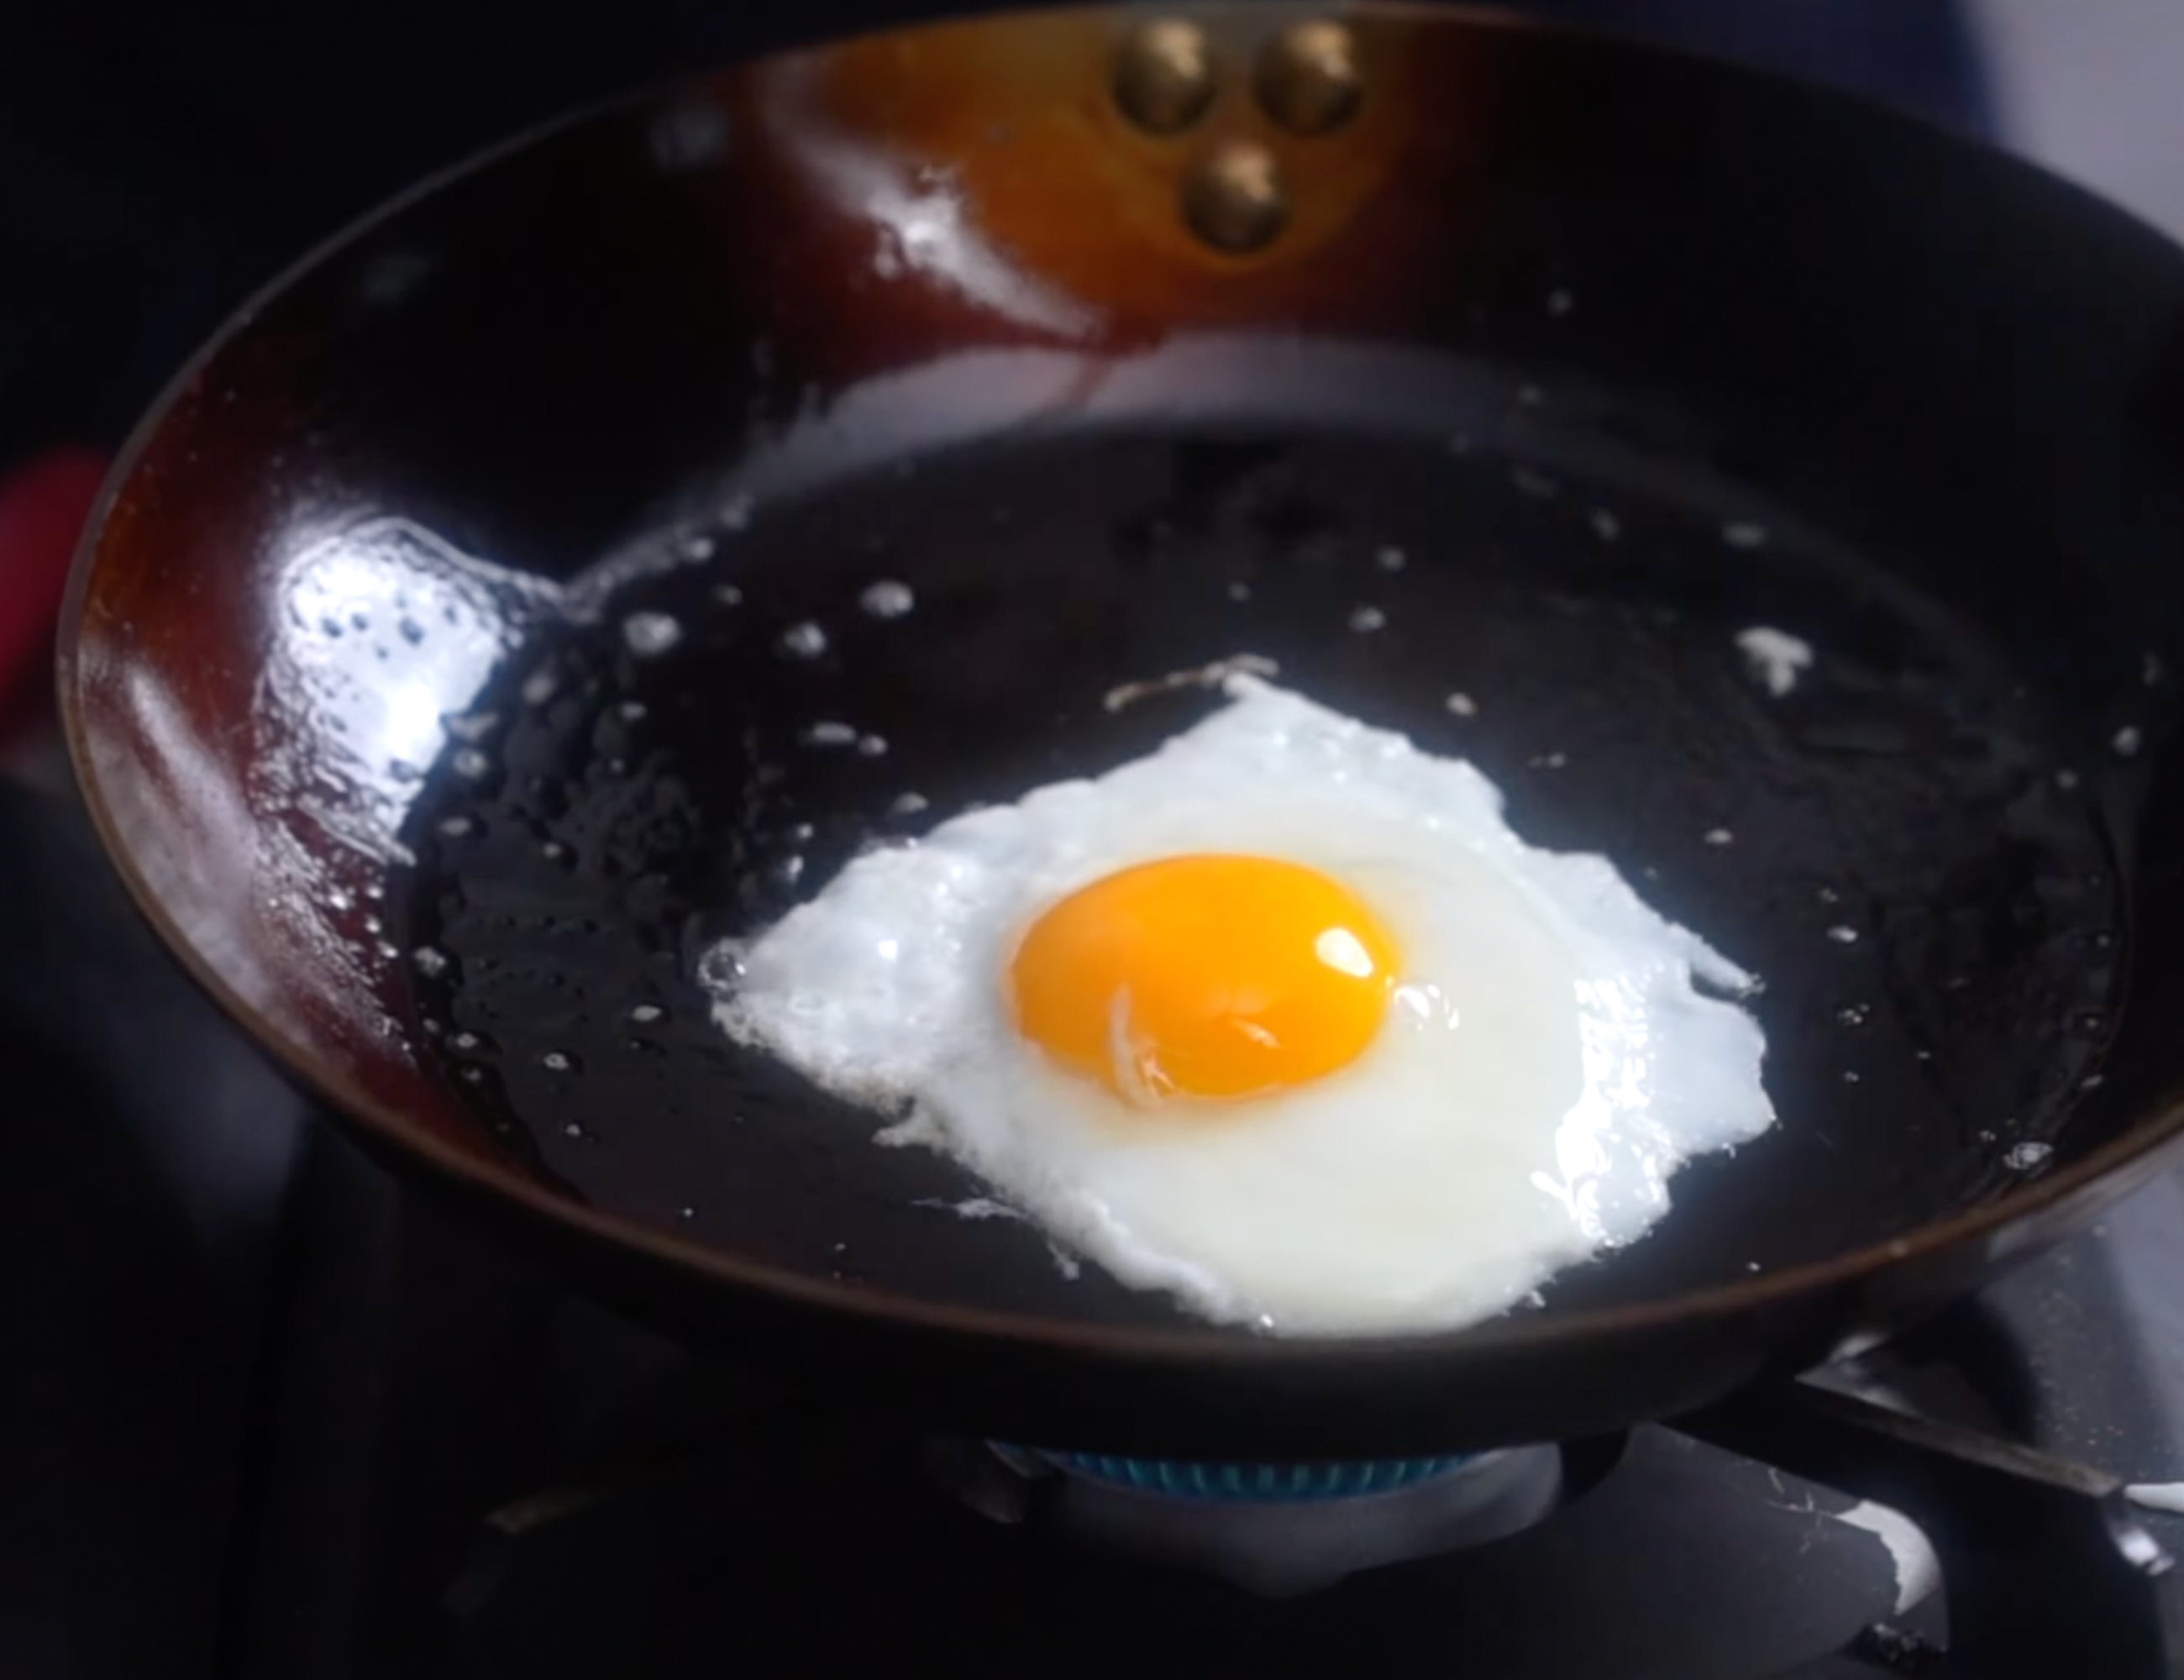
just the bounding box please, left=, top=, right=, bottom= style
left=1182, top=139, right=1289, bottom=255
left=1113, top=18, right=1217, bottom=136
left=1255, top=18, right=1363, bottom=135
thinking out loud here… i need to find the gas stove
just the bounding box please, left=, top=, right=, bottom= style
left=4, top=779, right=2180, bottom=1678
left=248, top=1162, right=2184, bottom=1678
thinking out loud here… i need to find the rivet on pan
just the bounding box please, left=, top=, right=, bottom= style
left=1113, top=18, right=1218, bottom=135
left=1182, top=139, right=1289, bottom=255
left=1255, top=18, right=1363, bottom=135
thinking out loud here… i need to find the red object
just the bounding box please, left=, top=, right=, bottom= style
left=0, top=447, right=108, bottom=739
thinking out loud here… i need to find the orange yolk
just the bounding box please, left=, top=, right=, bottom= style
left=1008, top=853, right=1401, bottom=1105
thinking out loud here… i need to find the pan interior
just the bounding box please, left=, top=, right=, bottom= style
left=389, top=393, right=2126, bottom=1336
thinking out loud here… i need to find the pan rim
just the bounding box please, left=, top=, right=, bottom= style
left=54, top=0, right=2184, bottom=1379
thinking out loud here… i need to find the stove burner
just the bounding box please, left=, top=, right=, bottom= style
left=1025, top=1449, right=1480, bottom=1500
left=956, top=1442, right=1569, bottom=1594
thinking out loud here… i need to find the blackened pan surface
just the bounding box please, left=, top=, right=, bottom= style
left=394, top=405, right=2124, bottom=1329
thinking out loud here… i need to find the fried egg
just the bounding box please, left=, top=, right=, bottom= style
left=710, top=671, right=1773, bottom=1335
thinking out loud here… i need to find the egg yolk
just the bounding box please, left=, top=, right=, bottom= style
left=1009, top=853, right=1401, bottom=1105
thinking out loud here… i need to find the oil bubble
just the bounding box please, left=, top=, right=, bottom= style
left=623, top=612, right=683, bottom=658
left=444, top=709, right=498, bottom=743
left=780, top=621, right=830, bottom=661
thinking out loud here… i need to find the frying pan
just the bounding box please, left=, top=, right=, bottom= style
left=58, top=3, right=2184, bottom=1457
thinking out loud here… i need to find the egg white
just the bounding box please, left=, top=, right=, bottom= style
left=710, top=672, right=1774, bottom=1336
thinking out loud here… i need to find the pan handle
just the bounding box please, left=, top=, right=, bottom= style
left=1676, top=1381, right=2179, bottom=1677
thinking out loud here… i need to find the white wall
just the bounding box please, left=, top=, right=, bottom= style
left=1972, top=0, right=2184, bottom=240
